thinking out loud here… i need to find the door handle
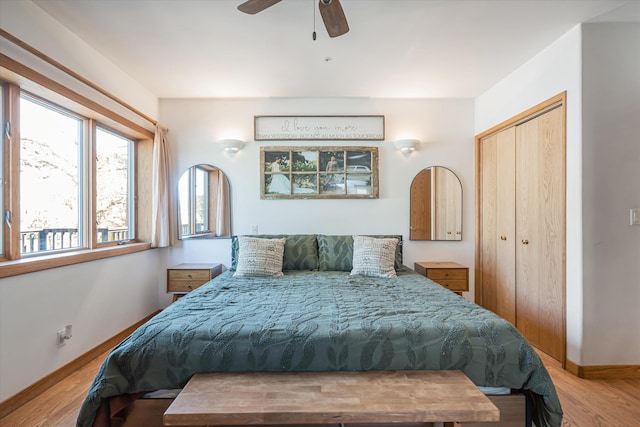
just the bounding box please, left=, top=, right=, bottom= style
left=521, top=239, right=529, bottom=245
left=500, top=235, right=507, bottom=241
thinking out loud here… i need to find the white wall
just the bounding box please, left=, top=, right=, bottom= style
left=159, top=97, right=477, bottom=306
left=0, top=1, right=164, bottom=402
left=581, top=22, right=640, bottom=365
left=475, top=23, right=640, bottom=366
left=0, top=252, right=164, bottom=401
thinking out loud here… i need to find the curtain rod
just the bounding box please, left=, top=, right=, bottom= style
left=0, top=28, right=157, bottom=126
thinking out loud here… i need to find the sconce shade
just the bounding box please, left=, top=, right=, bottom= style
left=219, top=139, right=246, bottom=152
left=394, top=139, right=420, bottom=154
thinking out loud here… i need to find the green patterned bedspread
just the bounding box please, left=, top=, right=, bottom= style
left=77, top=267, right=562, bottom=427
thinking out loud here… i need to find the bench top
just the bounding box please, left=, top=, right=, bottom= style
left=163, top=370, right=499, bottom=426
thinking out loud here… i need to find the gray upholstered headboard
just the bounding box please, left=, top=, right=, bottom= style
left=230, top=234, right=402, bottom=271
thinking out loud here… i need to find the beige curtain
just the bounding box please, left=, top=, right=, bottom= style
left=151, top=124, right=173, bottom=247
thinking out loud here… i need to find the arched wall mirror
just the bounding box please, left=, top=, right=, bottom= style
left=178, top=164, right=231, bottom=239
left=410, top=166, right=462, bottom=241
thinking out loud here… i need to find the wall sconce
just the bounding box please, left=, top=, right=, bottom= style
left=394, top=139, right=420, bottom=155
left=219, top=139, right=246, bottom=153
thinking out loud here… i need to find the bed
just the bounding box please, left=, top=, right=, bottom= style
left=76, top=234, right=562, bottom=427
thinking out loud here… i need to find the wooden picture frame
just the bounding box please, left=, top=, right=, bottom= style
left=261, top=146, right=379, bottom=199
left=254, top=116, right=385, bottom=141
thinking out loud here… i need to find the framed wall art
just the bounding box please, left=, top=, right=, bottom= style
left=261, top=146, right=379, bottom=199
left=254, top=116, right=385, bottom=141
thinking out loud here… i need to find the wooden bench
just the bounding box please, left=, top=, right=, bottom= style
left=163, top=370, right=500, bottom=426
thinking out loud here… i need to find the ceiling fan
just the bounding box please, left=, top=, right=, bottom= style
left=238, top=0, right=349, bottom=38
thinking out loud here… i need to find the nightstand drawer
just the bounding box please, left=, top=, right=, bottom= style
left=167, top=279, right=208, bottom=293
left=426, top=269, right=467, bottom=281
left=168, top=270, right=211, bottom=281
left=433, top=279, right=468, bottom=292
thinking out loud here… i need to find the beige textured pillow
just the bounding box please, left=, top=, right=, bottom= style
left=233, top=236, right=286, bottom=277
left=350, top=235, right=399, bottom=278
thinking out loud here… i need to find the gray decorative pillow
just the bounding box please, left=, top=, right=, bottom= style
left=317, top=235, right=354, bottom=271
left=231, top=234, right=318, bottom=271
left=280, top=234, right=319, bottom=271
left=318, top=234, right=403, bottom=271
left=233, top=236, right=286, bottom=277
left=350, top=235, right=399, bottom=278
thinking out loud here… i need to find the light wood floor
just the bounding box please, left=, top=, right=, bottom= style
left=1, top=350, right=639, bottom=427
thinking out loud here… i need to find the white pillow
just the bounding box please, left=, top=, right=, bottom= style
left=350, top=235, right=399, bottom=278
left=233, top=236, right=286, bottom=277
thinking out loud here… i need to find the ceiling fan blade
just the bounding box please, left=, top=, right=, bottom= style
left=238, top=0, right=282, bottom=14
left=318, top=0, right=349, bottom=37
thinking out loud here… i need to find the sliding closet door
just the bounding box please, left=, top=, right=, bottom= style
left=480, top=134, right=498, bottom=313
left=495, top=128, right=517, bottom=325
left=515, top=106, right=564, bottom=361
left=477, top=93, right=566, bottom=363
left=480, top=127, right=516, bottom=325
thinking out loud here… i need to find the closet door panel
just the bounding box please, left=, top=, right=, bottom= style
left=480, top=134, right=499, bottom=313
left=516, top=117, right=541, bottom=348
left=495, top=128, right=516, bottom=325
left=537, top=107, right=565, bottom=361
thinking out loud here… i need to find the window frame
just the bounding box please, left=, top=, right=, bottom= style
left=0, top=75, right=153, bottom=278
left=94, top=124, right=136, bottom=246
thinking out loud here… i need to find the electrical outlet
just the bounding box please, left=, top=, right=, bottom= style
left=631, top=209, right=640, bottom=226
left=57, top=329, right=67, bottom=346
left=57, top=325, right=72, bottom=347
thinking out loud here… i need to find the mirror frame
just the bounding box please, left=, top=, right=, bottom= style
left=410, top=166, right=462, bottom=241
left=177, top=164, right=231, bottom=240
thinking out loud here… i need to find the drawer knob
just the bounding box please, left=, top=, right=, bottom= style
left=522, top=239, right=529, bottom=245
left=500, top=235, right=507, bottom=241
left=187, top=274, right=192, bottom=278
left=188, top=285, right=193, bottom=289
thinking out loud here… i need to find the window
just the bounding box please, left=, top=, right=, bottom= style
left=16, top=97, right=137, bottom=255
left=20, top=95, right=83, bottom=255
left=0, top=78, right=153, bottom=276
left=96, top=128, right=134, bottom=244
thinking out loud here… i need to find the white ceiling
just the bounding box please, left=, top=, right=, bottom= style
left=32, top=0, right=639, bottom=99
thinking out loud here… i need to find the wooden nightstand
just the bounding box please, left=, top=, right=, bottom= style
left=414, top=262, right=469, bottom=295
left=167, top=263, right=222, bottom=301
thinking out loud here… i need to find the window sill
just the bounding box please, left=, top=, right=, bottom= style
left=0, top=242, right=153, bottom=279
